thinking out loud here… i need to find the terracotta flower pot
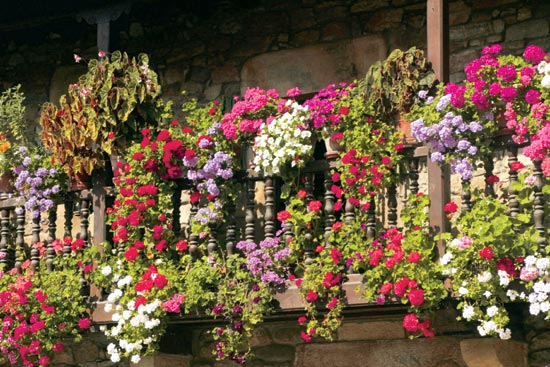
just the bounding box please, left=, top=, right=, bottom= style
left=396, top=112, right=418, bottom=145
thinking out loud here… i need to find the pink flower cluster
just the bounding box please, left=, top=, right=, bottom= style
left=221, top=87, right=280, bottom=139
left=303, top=83, right=351, bottom=129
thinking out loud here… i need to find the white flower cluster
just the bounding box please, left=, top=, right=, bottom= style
left=253, top=101, right=312, bottom=176
left=521, top=255, right=550, bottom=318
left=100, top=264, right=161, bottom=364
left=538, top=61, right=550, bottom=88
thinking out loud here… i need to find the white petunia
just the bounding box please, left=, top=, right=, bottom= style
left=101, top=265, right=112, bottom=276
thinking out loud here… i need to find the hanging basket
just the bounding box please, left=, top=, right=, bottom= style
left=68, top=170, right=92, bottom=191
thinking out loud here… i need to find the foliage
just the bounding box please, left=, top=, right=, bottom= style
left=0, top=85, right=28, bottom=173
left=441, top=178, right=538, bottom=338
left=362, top=47, right=436, bottom=118
left=39, top=51, right=171, bottom=177
left=13, top=146, right=68, bottom=219
left=354, top=194, right=447, bottom=338
left=0, top=239, right=95, bottom=366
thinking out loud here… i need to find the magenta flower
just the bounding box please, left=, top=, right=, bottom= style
left=523, top=44, right=547, bottom=64
left=525, top=90, right=541, bottom=105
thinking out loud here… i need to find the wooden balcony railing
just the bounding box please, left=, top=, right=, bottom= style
left=0, top=135, right=534, bottom=315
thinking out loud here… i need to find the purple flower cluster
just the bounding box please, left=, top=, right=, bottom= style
left=411, top=110, right=482, bottom=180
left=195, top=207, right=219, bottom=225
left=186, top=151, right=233, bottom=199
left=13, top=147, right=60, bottom=219
left=236, top=237, right=289, bottom=284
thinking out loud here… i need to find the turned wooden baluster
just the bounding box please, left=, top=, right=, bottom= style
left=409, top=157, right=420, bottom=195
left=172, top=186, right=182, bottom=239
left=484, top=156, right=495, bottom=197
left=264, top=176, right=275, bottom=239
left=324, top=170, right=335, bottom=246
left=225, top=201, right=236, bottom=256
left=304, top=172, right=315, bottom=264
left=388, top=184, right=398, bottom=228
left=46, top=207, right=57, bottom=272
left=533, top=160, right=547, bottom=255
left=366, top=197, right=376, bottom=240
left=79, top=192, right=91, bottom=245
left=461, top=180, right=472, bottom=212
left=188, top=200, right=199, bottom=261
left=207, top=225, right=218, bottom=257
left=245, top=178, right=256, bottom=242
left=64, top=197, right=74, bottom=239
left=30, top=215, right=40, bottom=271
left=507, top=147, right=520, bottom=222
left=0, top=208, right=9, bottom=269
left=14, top=207, right=25, bottom=273
left=344, top=198, right=355, bottom=225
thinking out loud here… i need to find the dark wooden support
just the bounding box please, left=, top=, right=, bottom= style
left=30, top=215, right=40, bottom=271
left=507, top=147, right=519, bottom=222
left=409, top=157, right=420, bottom=195
left=366, top=197, right=376, bottom=240
left=304, top=172, right=315, bottom=264
left=245, top=178, right=256, bottom=242
left=46, top=207, right=57, bottom=272
left=15, top=208, right=25, bottom=273
left=225, top=200, right=236, bottom=257
left=0, top=208, right=9, bottom=268
left=172, top=185, right=182, bottom=239
left=533, top=160, right=547, bottom=255
left=461, top=180, right=471, bottom=213
left=344, top=198, right=355, bottom=225
left=64, top=196, right=74, bottom=239
left=188, top=200, right=199, bottom=261
left=80, top=191, right=92, bottom=245
left=207, top=224, right=218, bottom=257
left=387, top=184, right=398, bottom=228
left=484, top=157, right=495, bottom=197
left=92, top=168, right=108, bottom=249
left=323, top=170, right=335, bottom=246
left=264, top=176, right=276, bottom=239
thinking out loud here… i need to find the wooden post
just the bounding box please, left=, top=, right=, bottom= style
left=427, top=0, right=450, bottom=254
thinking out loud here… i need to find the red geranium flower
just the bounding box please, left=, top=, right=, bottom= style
left=444, top=202, right=458, bottom=213
left=479, top=246, right=495, bottom=260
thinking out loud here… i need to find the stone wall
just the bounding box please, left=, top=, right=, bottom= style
left=48, top=310, right=529, bottom=367
left=1, top=0, right=548, bottom=127
left=2, top=1, right=549, bottom=366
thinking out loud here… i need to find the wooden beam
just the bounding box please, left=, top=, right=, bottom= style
left=426, top=0, right=450, bottom=253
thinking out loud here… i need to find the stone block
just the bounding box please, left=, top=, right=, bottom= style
left=249, top=326, right=273, bottom=347
left=252, top=344, right=295, bottom=363
left=321, top=22, right=350, bottom=41
left=290, top=8, right=317, bottom=30
left=350, top=0, right=389, bottom=13
left=204, top=83, right=222, bottom=101
left=460, top=339, right=527, bottom=367
left=506, top=19, right=549, bottom=41
left=366, top=8, right=404, bottom=32
left=270, top=324, right=305, bottom=345
left=450, top=22, right=494, bottom=42
left=73, top=338, right=100, bottom=363
left=473, top=0, right=517, bottom=9
left=241, top=35, right=386, bottom=96
left=49, top=64, right=87, bottom=103
left=449, top=48, right=479, bottom=74
left=295, top=337, right=467, bottom=367
left=292, top=30, right=321, bottom=46
left=337, top=320, right=404, bottom=341
left=518, top=7, right=532, bottom=22
left=449, top=1, right=471, bottom=26
left=211, top=64, right=240, bottom=84
left=315, top=5, right=348, bottom=23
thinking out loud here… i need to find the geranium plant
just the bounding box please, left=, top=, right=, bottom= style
left=0, top=238, right=95, bottom=366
